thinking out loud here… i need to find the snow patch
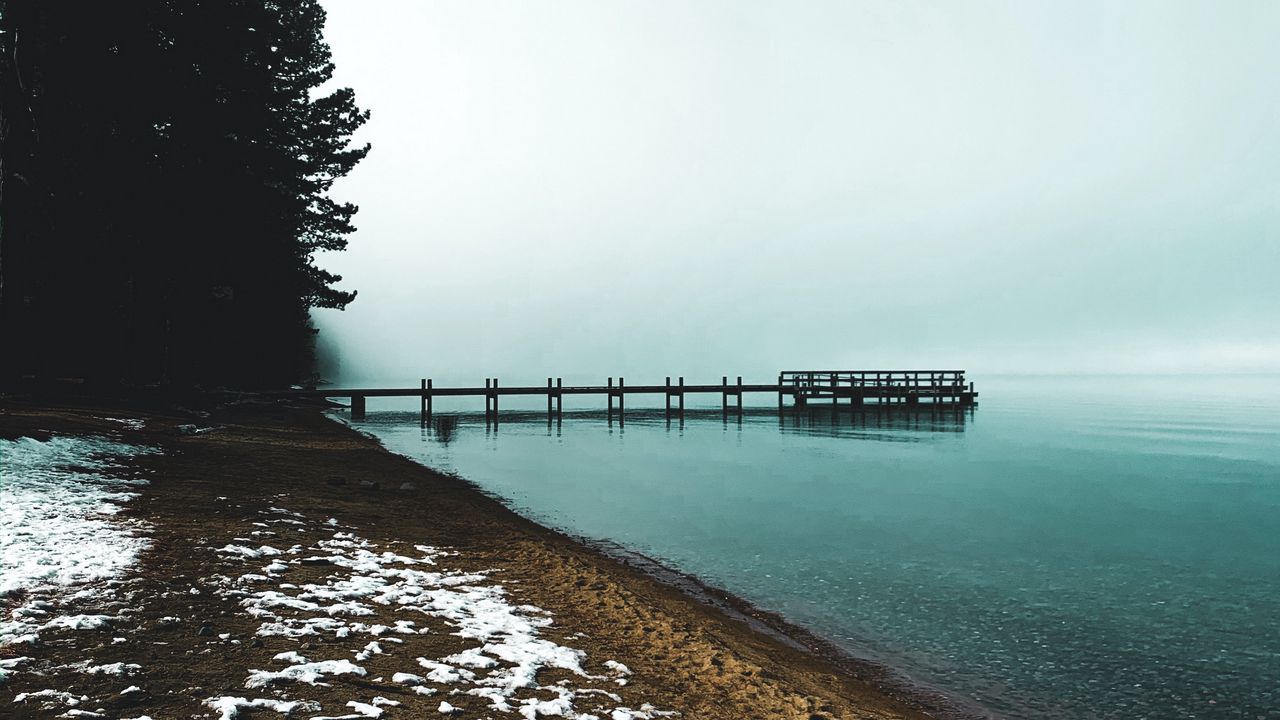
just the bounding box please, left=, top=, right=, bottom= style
left=0, top=656, right=31, bottom=683
left=216, top=544, right=283, bottom=559
left=204, top=696, right=321, bottom=720
left=13, top=689, right=89, bottom=708
left=346, top=700, right=384, bottom=717
left=0, top=436, right=155, bottom=658
left=244, top=659, right=367, bottom=688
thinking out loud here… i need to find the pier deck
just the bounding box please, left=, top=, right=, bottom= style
left=283, top=370, right=977, bottom=422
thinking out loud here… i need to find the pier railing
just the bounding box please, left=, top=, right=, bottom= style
left=779, top=370, right=974, bottom=406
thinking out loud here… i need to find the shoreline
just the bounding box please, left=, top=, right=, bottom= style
left=584, top=541, right=994, bottom=720
left=2, top=396, right=986, bottom=719
left=339, top=409, right=996, bottom=720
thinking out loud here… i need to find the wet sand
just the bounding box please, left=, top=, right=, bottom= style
left=1, top=398, right=973, bottom=719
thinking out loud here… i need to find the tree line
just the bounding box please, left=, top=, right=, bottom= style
left=0, top=0, right=367, bottom=390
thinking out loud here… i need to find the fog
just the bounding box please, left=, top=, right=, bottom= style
left=314, top=0, right=1280, bottom=386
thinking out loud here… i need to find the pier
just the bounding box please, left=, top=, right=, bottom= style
left=288, top=370, right=977, bottom=423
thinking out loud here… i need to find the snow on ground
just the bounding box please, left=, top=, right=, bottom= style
left=1, top=437, right=674, bottom=718
left=0, top=434, right=155, bottom=654
left=0, top=656, right=31, bottom=684
left=96, top=417, right=147, bottom=431
left=206, top=506, right=675, bottom=719
left=205, top=696, right=321, bottom=720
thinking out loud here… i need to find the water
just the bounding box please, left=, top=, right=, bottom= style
left=347, top=375, right=1280, bottom=719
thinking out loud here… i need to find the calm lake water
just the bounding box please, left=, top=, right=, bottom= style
left=345, top=375, right=1280, bottom=720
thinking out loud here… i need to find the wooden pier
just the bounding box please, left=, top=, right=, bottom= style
left=289, top=370, right=977, bottom=423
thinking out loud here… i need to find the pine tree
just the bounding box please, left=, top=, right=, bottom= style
left=0, top=0, right=368, bottom=390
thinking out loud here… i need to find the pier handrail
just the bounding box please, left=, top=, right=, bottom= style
left=780, top=370, right=968, bottom=387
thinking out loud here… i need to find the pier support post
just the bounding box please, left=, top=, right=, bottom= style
left=722, top=376, right=728, bottom=420
left=492, top=377, right=499, bottom=425
left=547, top=377, right=553, bottom=421
left=420, top=378, right=426, bottom=423
left=618, top=377, right=625, bottom=425
left=607, top=377, right=614, bottom=424
left=679, top=376, right=685, bottom=420
left=351, top=395, right=366, bottom=421
left=557, top=378, right=563, bottom=418
left=665, top=376, right=672, bottom=419
left=737, top=376, right=744, bottom=419
left=484, top=378, right=492, bottom=423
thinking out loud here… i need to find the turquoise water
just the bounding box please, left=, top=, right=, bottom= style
left=348, top=375, right=1280, bottom=719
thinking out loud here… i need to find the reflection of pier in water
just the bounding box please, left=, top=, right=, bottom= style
left=287, top=370, right=978, bottom=424
left=408, top=404, right=973, bottom=443
left=779, top=404, right=974, bottom=438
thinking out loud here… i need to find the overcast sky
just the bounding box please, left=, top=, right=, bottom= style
left=314, top=0, right=1280, bottom=384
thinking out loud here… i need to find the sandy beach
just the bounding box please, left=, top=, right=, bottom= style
left=1, top=398, right=957, bottom=720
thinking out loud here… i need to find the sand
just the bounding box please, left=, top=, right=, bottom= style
left=0, top=398, right=958, bottom=720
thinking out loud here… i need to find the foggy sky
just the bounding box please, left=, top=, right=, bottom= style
left=314, top=0, right=1280, bottom=385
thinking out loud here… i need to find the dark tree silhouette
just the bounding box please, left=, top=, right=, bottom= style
left=0, top=0, right=367, bottom=389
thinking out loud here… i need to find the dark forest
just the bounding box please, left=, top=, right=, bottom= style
left=0, top=0, right=367, bottom=390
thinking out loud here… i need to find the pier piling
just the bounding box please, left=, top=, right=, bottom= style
left=737, top=376, right=744, bottom=420
left=721, top=376, right=728, bottom=419
left=664, top=376, right=672, bottom=419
